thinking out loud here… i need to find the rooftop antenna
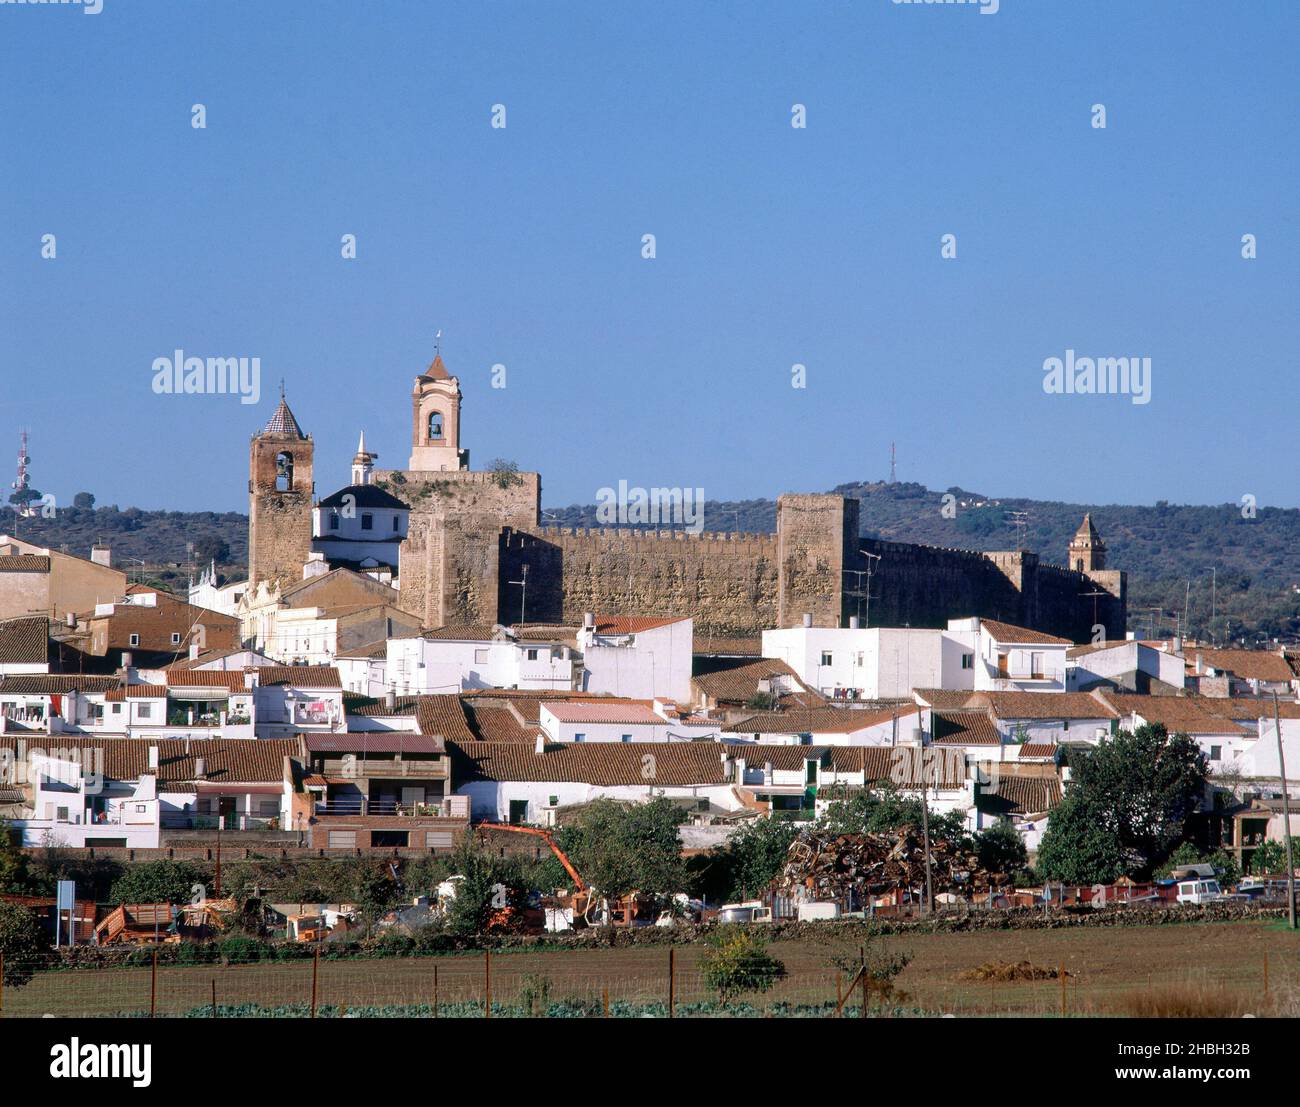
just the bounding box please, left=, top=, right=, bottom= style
left=889, top=442, right=897, bottom=484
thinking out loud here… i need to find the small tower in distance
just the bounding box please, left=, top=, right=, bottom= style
left=351, top=431, right=377, bottom=486
left=1069, top=513, right=1106, bottom=573
left=248, top=390, right=314, bottom=588
left=408, top=352, right=468, bottom=472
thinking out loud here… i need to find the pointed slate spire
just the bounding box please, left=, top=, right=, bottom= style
left=263, top=392, right=307, bottom=439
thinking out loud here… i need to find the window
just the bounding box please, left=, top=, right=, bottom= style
left=1030, top=652, right=1044, bottom=678
left=329, top=513, right=340, bottom=531
left=805, top=760, right=818, bottom=785
left=621, top=734, right=632, bottom=743
left=961, top=654, right=974, bottom=670
left=474, top=648, right=489, bottom=664
left=428, top=412, right=443, bottom=440
left=137, top=703, right=152, bottom=719
left=392, top=516, right=399, bottom=531
left=111, top=703, right=122, bottom=715
left=574, top=732, right=585, bottom=743
left=275, top=451, right=294, bottom=491
left=526, top=648, right=539, bottom=661
left=1210, top=745, right=1222, bottom=761
left=361, top=513, right=374, bottom=531
left=171, top=632, right=182, bottom=645
left=129, top=633, right=140, bottom=647
left=820, top=651, right=833, bottom=667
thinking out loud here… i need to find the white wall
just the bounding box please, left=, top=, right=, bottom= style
left=580, top=619, right=693, bottom=703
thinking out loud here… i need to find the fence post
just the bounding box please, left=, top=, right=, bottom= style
left=150, top=949, right=157, bottom=1018
left=668, top=948, right=676, bottom=1018
left=603, top=985, right=609, bottom=1018
left=310, top=946, right=319, bottom=1018
left=485, top=949, right=492, bottom=1019
left=1059, top=962, right=1066, bottom=1017
left=211, top=979, right=217, bottom=1018
left=433, top=964, right=439, bottom=1018
left=0, top=952, right=4, bottom=1017
left=1264, top=950, right=1269, bottom=997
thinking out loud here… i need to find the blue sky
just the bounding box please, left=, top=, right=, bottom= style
left=1, top=0, right=1296, bottom=514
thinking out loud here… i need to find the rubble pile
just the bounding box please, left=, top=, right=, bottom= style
left=777, top=825, right=1009, bottom=898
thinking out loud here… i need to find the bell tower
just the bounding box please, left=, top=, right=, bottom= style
left=1068, top=513, right=1106, bottom=573
left=248, top=390, right=314, bottom=588
left=409, top=353, right=468, bottom=472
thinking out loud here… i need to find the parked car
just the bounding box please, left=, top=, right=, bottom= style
left=1175, top=879, right=1247, bottom=905
left=716, top=901, right=773, bottom=924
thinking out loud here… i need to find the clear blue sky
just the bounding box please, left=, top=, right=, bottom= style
left=2, top=0, right=1296, bottom=514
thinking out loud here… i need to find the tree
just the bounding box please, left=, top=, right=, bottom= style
left=701, top=926, right=786, bottom=1005
left=1037, top=724, right=1207, bottom=883
left=1249, top=839, right=1288, bottom=876
left=716, top=816, right=799, bottom=902
left=0, top=902, right=51, bottom=987
left=487, top=458, right=521, bottom=490
left=0, top=819, right=31, bottom=894
left=108, top=860, right=204, bottom=905
left=819, top=784, right=968, bottom=844
left=192, top=535, right=230, bottom=565
left=974, top=820, right=1028, bottom=875
left=72, top=492, right=95, bottom=510
left=556, top=798, right=687, bottom=899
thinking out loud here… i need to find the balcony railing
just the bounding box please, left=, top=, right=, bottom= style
left=314, top=799, right=456, bottom=818
left=317, top=758, right=448, bottom=780
left=161, top=814, right=281, bottom=831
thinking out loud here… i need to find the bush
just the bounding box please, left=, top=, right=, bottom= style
left=0, top=902, right=52, bottom=986
left=700, top=927, right=786, bottom=1004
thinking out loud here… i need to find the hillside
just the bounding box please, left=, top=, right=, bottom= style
left=8, top=482, right=1299, bottom=643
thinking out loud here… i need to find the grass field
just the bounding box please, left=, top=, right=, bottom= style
left=6, top=919, right=1300, bottom=1017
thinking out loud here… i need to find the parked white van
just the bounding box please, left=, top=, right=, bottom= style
left=1176, top=879, right=1224, bottom=905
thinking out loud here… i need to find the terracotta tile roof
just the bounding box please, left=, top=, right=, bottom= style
left=104, top=684, right=166, bottom=702
left=979, top=619, right=1072, bottom=646
left=336, top=640, right=388, bottom=659
left=166, top=670, right=256, bottom=690
left=1067, top=640, right=1138, bottom=659
left=590, top=615, right=689, bottom=635
left=164, top=648, right=257, bottom=671
left=1188, top=648, right=1294, bottom=684
left=421, top=624, right=503, bottom=641
left=1100, top=692, right=1250, bottom=736
left=0, top=554, right=50, bottom=573
left=931, top=710, right=1002, bottom=746
left=543, top=701, right=664, bottom=726
left=0, top=674, right=120, bottom=694
left=0, top=736, right=301, bottom=784
left=344, top=694, right=420, bottom=716
left=256, top=666, right=342, bottom=689
left=1017, top=741, right=1059, bottom=760
left=730, top=745, right=964, bottom=789
left=913, top=688, right=978, bottom=709
left=449, top=740, right=727, bottom=786
left=466, top=704, right=537, bottom=743
left=420, top=353, right=452, bottom=381
left=0, top=616, right=49, bottom=666
left=971, top=691, right=1119, bottom=720
left=693, top=636, right=763, bottom=657
left=414, top=694, right=477, bottom=742
left=978, top=773, right=1062, bottom=816
left=692, top=658, right=815, bottom=705
left=304, top=733, right=444, bottom=755
left=722, top=705, right=914, bottom=735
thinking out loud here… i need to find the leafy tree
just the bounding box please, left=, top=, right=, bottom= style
left=1249, top=839, right=1288, bottom=876
left=1207, top=849, right=1240, bottom=887
left=744, top=692, right=779, bottom=711
left=701, top=926, right=786, bottom=1004
left=0, top=819, right=32, bottom=893
left=715, top=816, right=799, bottom=902
left=974, top=820, right=1028, bottom=875
left=1154, top=840, right=1205, bottom=878
left=72, top=492, right=95, bottom=510
left=354, top=866, right=401, bottom=924
left=1037, top=724, right=1207, bottom=882
left=108, top=860, right=204, bottom=905
left=8, top=487, right=40, bottom=507
left=819, top=784, right=967, bottom=844
left=555, top=798, right=687, bottom=899
left=192, top=535, right=230, bottom=565
left=487, top=458, right=521, bottom=490
left=0, top=902, right=51, bottom=987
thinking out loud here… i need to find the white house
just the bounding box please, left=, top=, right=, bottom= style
left=950, top=618, right=1070, bottom=693
left=722, top=704, right=925, bottom=747
left=1067, top=639, right=1185, bottom=693
left=970, top=690, right=1120, bottom=748
left=187, top=562, right=248, bottom=618
left=10, top=748, right=160, bottom=848
left=761, top=620, right=952, bottom=701
left=577, top=615, right=694, bottom=704
left=538, top=699, right=717, bottom=743
left=387, top=625, right=576, bottom=695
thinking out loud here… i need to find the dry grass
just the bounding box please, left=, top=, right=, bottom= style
left=958, top=960, right=1064, bottom=983
left=1116, top=982, right=1257, bottom=1019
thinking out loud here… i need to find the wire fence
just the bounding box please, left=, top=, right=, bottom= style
left=2, top=942, right=1296, bottom=1018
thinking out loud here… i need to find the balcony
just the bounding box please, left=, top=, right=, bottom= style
left=314, top=797, right=460, bottom=818
left=317, top=757, right=448, bottom=781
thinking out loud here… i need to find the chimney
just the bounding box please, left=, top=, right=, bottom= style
left=194, top=756, right=207, bottom=780
left=121, top=651, right=133, bottom=669
left=583, top=612, right=595, bottom=629
left=1195, top=652, right=1204, bottom=675
left=385, top=686, right=397, bottom=712
left=802, top=613, right=812, bottom=628
left=534, top=733, right=546, bottom=754
left=148, top=745, right=159, bottom=770
left=189, top=641, right=201, bottom=660
left=65, top=611, right=76, bottom=628
left=90, top=543, right=111, bottom=568
left=849, top=615, right=860, bottom=630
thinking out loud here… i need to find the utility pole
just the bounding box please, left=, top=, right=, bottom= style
left=918, top=719, right=934, bottom=915
left=507, top=563, right=528, bottom=624
left=1271, top=691, right=1296, bottom=930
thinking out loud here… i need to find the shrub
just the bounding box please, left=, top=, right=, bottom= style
left=701, top=927, right=786, bottom=1004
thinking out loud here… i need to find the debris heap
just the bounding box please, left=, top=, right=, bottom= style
left=776, top=825, right=1008, bottom=898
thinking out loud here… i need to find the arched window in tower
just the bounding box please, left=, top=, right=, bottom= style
left=1075, top=559, right=1084, bottom=572
left=275, top=451, right=294, bottom=492
left=428, top=412, right=444, bottom=441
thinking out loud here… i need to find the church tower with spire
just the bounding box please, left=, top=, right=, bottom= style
left=248, top=390, right=314, bottom=588
left=1068, top=513, right=1106, bottom=573
left=408, top=353, right=468, bottom=471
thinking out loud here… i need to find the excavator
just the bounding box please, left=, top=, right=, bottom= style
left=476, top=822, right=640, bottom=929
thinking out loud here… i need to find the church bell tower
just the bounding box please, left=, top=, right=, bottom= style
left=248, top=390, right=314, bottom=588
left=408, top=352, right=468, bottom=472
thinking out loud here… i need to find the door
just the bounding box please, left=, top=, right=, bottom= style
left=509, top=799, right=528, bottom=825
left=218, top=797, right=237, bottom=830
left=997, top=653, right=1009, bottom=677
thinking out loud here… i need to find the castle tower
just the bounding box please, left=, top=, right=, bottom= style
left=408, top=354, right=468, bottom=471
left=248, top=391, right=314, bottom=588
left=351, top=431, right=376, bottom=486
left=1068, top=513, right=1106, bottom=573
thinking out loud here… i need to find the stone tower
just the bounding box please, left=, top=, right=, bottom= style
left=248, top=392, right=314, bottom=588
left=1068, top=513, right=1106, bottom=573
left=409, top=354, right=468, bottom=471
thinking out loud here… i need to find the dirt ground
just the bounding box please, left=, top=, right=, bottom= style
left=7, top=919, right=1299, bottom=1017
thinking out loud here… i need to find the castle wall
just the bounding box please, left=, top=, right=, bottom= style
left=502, top=527, right=780, bottom=638
left=775, top=494, right=861, bottom=628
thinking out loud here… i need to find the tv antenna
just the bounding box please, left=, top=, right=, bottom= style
left=1005, top=510, right=1030, bottom=549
